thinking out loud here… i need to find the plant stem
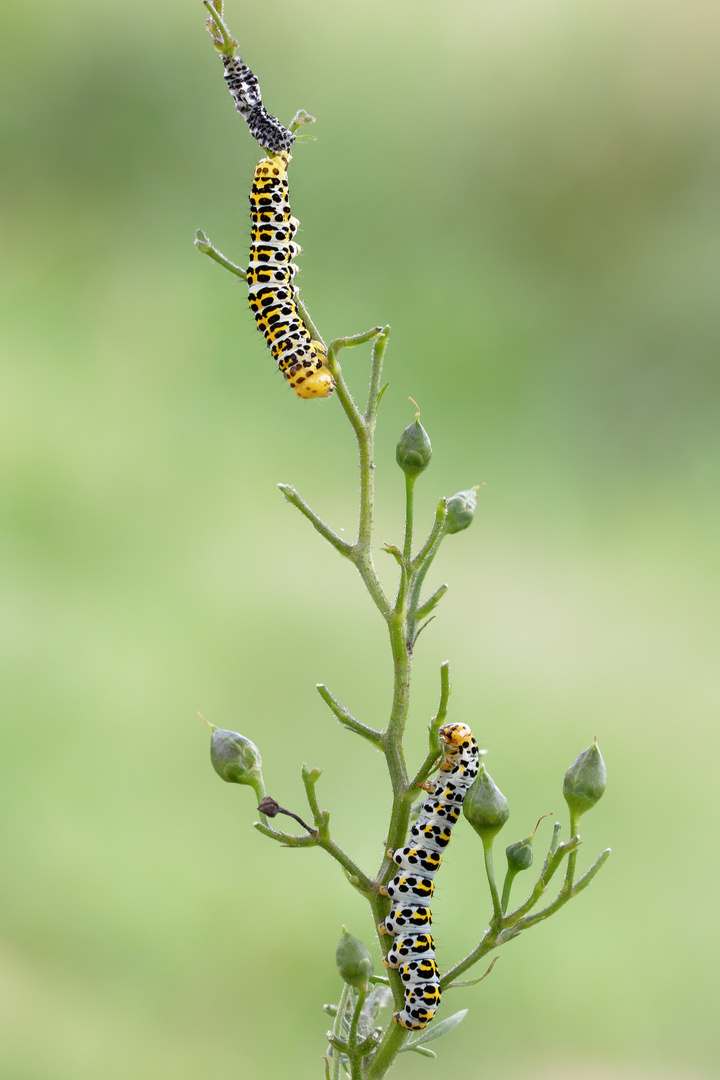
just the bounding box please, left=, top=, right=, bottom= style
left=347, top=986, right=367, bottom=1080
left=330, top=983, right=350, bottom=1080
left=564, top=808, right=581, bottom=891
left=403, top=475, right=415, bottom=564
left=195, top=230, right=247, bottom=280
left=325, top=328, right=392, bottom=618
left=503, top=837, right=580, bottom=927
left=364, top=1017, right=408, bottom=1080
left=500, top=868, right=518, bottom=914
left=483, top=841, right=503, bottom=924
left=277, top=485, right=352, bottom=557
left=203, top=0, right=235, bottom=55
left=316, top=684, right=384, bottom=747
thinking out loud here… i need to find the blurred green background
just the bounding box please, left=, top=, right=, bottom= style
left=1, top=0, right=718, bottom=1077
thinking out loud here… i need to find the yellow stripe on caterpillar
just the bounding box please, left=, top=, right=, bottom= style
left=247, top=153, right=334, bottom=399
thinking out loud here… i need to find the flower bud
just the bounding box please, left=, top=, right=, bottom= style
left=505, top=837, right=534, bottom=872
left=209, top=725, right=263, bottom=791
left=396, top=419, right=432, bottom=478
left=463, top=764, right=509, bottom=844
left=336, top=927, right=373, bottom=992
left=444, top=486, right=481, bottom=534
left=563, top=739, right=606, bottom=820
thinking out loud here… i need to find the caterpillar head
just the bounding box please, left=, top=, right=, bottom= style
left=291, top=367, right=335, bottom=399
left=439, top=722, right=474, bottom=751
left=289, top=342, right=335, bottom=399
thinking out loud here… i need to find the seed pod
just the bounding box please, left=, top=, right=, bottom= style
left=563, top=739, right=607, bottom=819
left=208, top=725, right=263, bottom=794
left=505, top=837, right=534, bottom=872
left=444, top=486, right=481, bottom=534
left=396, top=419, right=432, bottom=478
left=501, top=814, right=553, bottom=912
left=463, top=764, right=509, bottom=844
left=336, top=927, right=373, bottom=992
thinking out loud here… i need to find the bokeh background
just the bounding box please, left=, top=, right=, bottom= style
left=1, top=0, right=718, bottom=1077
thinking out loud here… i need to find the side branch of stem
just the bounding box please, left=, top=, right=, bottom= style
left=278, top=484, right=352, bottom=557
left=316, top=684, right=384, bottom=747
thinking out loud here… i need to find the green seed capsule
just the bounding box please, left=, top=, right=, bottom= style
left=396, top=419, right=432, bottom=478
left=336, top=926, right=374, bottom=992
left=501, top=812, right=554, bottom=912
left=505, top=837, right=534, bottom=872
left=444, top=486, right=481, bottom=534
left=209, top=726, right=263, bottom=789
left=463, top=764, right=509, bottom=843
left=563, top=739, right=607, bottom=819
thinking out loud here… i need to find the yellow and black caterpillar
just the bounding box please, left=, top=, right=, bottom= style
left=248, top=152, right=334, bottom=399
left=380, top=723, right=480, bottom=1030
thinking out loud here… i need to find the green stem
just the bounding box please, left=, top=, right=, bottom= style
left=403, top=475, right=415, bottom=564
left=203, top=0, right=235, bottom=55
left=324, top=329, right=392, bottom=619
left=347, top=986, right=367, bottom=1080
left=410, top=500, right=448, bottom=571
left=431, top=661, right=451, bottom=731
left=330, top=983, right=350, bottom=1080
left=294, top=291, right=326, bottom=352
left=573, top=847, right=612, bottom=895
left=500, top=867, right=518, bottom=914
left=483, top=840, right=503, bottom=924
left=510, top=854, right=609, bottom=933
left=384, top=614, right=410, bottom=781
left=362, top=327, right=390, bottom=424
left=195, top=230, right=247, bottom=280
left=301, top=766, right=375, bottom=892
left=277, top=485, right=352, bottom=557
left=253, top=821, right=318, bottom=847
left=409, top=663, right=449, bottom=789
left=441, top=838, right=611, bottom=995
left=405, top=500, right=448, bottom=645
left=414, top=583, right=448, bottom=624
left=440, top=929, right=499, bottom=990
left=564, top=808, right=581, bottom=891
left=503, top=837, right=580, bottom=927
left=316, top=684, right=384, bottom=747
left=514, top=848, right=612, bottom=931
left=365, top=1022, right=408, bottom=1080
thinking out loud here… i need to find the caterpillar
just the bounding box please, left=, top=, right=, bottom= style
left=222, top=54, right=295, bottom=154
left=248, top=152, right=335, bottom=399
left=379, top=723, right=480, bottom=1030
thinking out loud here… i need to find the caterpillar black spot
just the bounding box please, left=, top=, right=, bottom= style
left=222, top=54, right=295, bottom=153
left=379, top=723, right=480, bottom=1030
left=248, top=152, right=334, bottom=399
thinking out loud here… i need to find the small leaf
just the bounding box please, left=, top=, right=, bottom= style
left=405, top=1046, right=436, bottom=1058
left=445, top=957, right=499, bottom=989
left=382, top=543, right=403, bottom=566
left=415, top=584, right=448, bottom=621
left=402, top=1009, right=468, bottom=1050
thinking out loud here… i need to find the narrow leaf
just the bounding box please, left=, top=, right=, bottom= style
left=401, top=1009, right=468, bottom=1051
